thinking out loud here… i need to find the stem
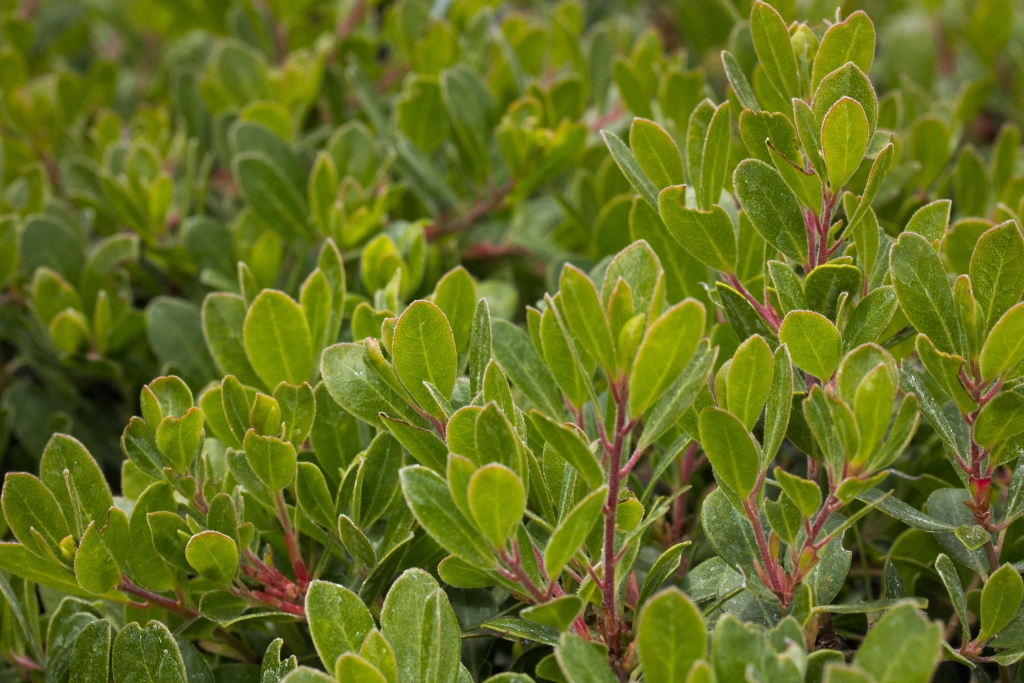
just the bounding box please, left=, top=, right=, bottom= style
left=724, top=273, right=782, bottom=331
left=424, top=181, right=515, bottom=241
left=600, top=384, right=628, bottom=651
left=119, top=577, right=199, bottom=619
left=275, top=494, right=310, bottom=588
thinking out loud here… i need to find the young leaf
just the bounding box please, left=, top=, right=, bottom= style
left=393, top=301, right=457, bottom=418
left=980, top=563, right=1024, bottom=641
left=544, top=486, right=607, bottom=580
left=306, top=580, right=376, bottom=671
left=637, top=587, right=706, bottom=683
left=243, top=431, right=297, bottom=491
left=851, top=605, right=941, bottom=683
left=629, top=300, right=705, bottom=417
left=185, top=531, right=238, bottom=584
left=811, top=10, right=876, bottom=92
left=555, top=633, right=618, bottom=683
left=244, top=290, right=313, bottom=390
left=822, top=97, right=869, bottom=192
left=658, top=188, right=737, bottom=273
left=889, top=232, right=964, bottom=355
left=111, top=621, right=187, bottom=683
left=698, top=407, right=760, bottom=499
left=734, top=159, right=808, bottom=264
left=726, top=335, right=773, bottom=431
left=779, top=311, right=843, bottom=380
left=971, top=220, right=1024, bottom=334
left=630, top=118, right=684, bottom=190
left=467, top=464, right=524, bottom=549
left=750, top=1, right=801, bottom=101
left=399, top=466, right=495, bottom=568
left=905, top=200, right=952, bottom=243
left=559, top=265, right=616, bottom=373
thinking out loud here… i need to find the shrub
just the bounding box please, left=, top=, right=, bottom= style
left=0, top=0, right=1022, bottom=681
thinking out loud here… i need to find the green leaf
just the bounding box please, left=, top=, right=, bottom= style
left=981, top=303, right=1024, bottom=381
left=400, top=465, right=495, bottom=568
left=394, top=301, right=457, bottom=418
left=726, top=335, right=773, bottom=431
left=905, top=200, right=951, bottom=242
left=146, top=297, right=219, bottom=391
left=381, top=569, right=459, bottom=683
left=233, top=152, right=313, bottom=242
left=244, top=290, right=313, bottom=389
left=540, top=302, right=590, bottom=410
left=202, top=293, right=262, bottom=388
left=601, top=129, right=660, bottom=209
left=699, top=102, right=731, bottom=211
left=185, top=530, right=238, bottom=584
left=70, top=619, right=113, bottom=683
left=981, top=563, right=1024, bottom=641
left=811, top=10, right=875, bottom=93
left=261, top=638, right=298, bottom=683
left=844, top=286, right=898, bottom=351
left=75, top=508, right=129, bottom=594
left=630, top=118, right=684, bottom=190
left=853, top=364, right=897, bottom=461
left=335, top=655, right=387, bottom=683
left=112, top=620, right=187, bottom=683
left=275, top=382, right=315, bottom=447
left=658, top=188, right=737, bottom=273
left=529, top=411, right=603, bottom=489
left=147, top=511, right=190, bottom=571
left=555, top=634, right=617, bottom=683
left=779, top=311, right=842, bottom=380
left=522, top=595, right=585, bottom=632
left=126, top=482, right=177, bottom=591
left=359, top=629, right=398, bottom=683
left=639, top=341, right=716, bottom=450
left=156, top=407, right=204, bottom=473
left=890, top=232, right=963, bottom=355
left=296, top=462, right=335, bottom=532
left=338, top=515, right=376, bottom=569
left=975, top=391, right=1024, bottom=448
left=698, top=407, right=760, bottom=499
left=560, top=265, right=616, bottom=373
left=637, top=587, right=706, bottom=683
left=762, top=345, right=793, bottom=464
left=321, top=343, right=428, bottom=429
left=433, top=267, right=477, bottom=354
left=767, top=140, right=823, bottom=215
left=2, top=472, right=71, bottom=558
left=469, top=299, right=492, bottom=396
left=491, top=319, right=567, bottom=420
left=545, top=486, right=607, bottom=580
left=636, top=542, right=690, bottom=616
left=40, top=434, right=112, bottom=534
left=301, top=269, right=333, bottom=366
left=734, top=159, right=808, bottom=264
left=243, top=431, right=297, bottom=491
left=934, top=554, right=970, bottom=646
left=750, top=0, right=801, bottom=101
left=822, top=97, right=869, bottom=192
left=306, top=580, right=376, bottom=671
left=775, top=468, right=822, bottom=518
left=381, top=415, right=448, bottom=473
left=630, top=300, right=705, bottom=418
left=971, top=221, right=1024, bottom=333
left=722, top=51, right=759, bottom=112
left=812, top=63, right=878, bottom=138
left=280, top=668, right=335, bottom=683
left=468, top=464, right=524, bottom=548
left=851, top=605, right=941, bottom=683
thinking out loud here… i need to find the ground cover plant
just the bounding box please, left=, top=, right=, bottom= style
left=2, top=0, right=1024, bottom=681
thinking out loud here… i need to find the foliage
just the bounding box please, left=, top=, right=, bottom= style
left=2, top=0, right=1024, bottom=681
